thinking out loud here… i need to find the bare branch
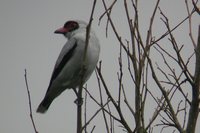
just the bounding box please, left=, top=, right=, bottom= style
left=185, top=0, right=197, bottom=48
left=117, top=44, right=123, bottom=107
left=122, top=85, right=135, bottom=118
left=146, top=0, right=161, bottom=46
left=95, top=67, right=110, bottom=133
left=142, top=42, right=184, bottom=132
left=101, top=0, right=132, bottom=59
left=99, top=0, right=117, bottom=37
left=82, top=100, right=110, bottom=131
left=84, top=88, right=88, bottom=133
left=186, top=25, right=200, bottom=133
left=84, top=86, right=119, bottom=122
left=192, top=0, right=200, bottom=15
left=96, top=61, right=132, bottom=133
left=24, top=69, right=38, bottom=133
left=77, top=1, right=97, bottom=132
left=159, top=8, right=194, bottom=85
left=150, top=7, right=196, bottom=47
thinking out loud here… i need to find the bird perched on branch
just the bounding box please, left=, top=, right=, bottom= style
left=37, top=20, right=100, bottom=113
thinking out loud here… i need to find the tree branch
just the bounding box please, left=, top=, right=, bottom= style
left=76, top=1, right=97, bottom=132
left=186, top=25, right=200, bottom=133
left=24, top=69, right=38, bottom=133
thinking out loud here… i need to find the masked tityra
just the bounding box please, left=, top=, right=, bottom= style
left=37, top=20, right=100, bottom=113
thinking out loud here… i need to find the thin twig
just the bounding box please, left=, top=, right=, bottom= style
left=122, top=85, right=135, bottom=118
left=90, top=125, right=96, bottom=133
left=117, top=44, right=123, bottom=107
left=150, top=7, right=196, bottom=47
left=84, top=87, right=87, bottom=133
left=96, top=61, right=132, bottom=132
left=98, top=0, right=117, bottom=37
left=24, top=69, right=38, bottom=133
left=83, top=83, right=119, bottom=122
left=192, top=0, right=200, bottom=15
left=183, top=94, right=188, bottom=129
left=146, top=0, right=160, bottom=51
left=185, top=0, right=197, bottom=48
left=95, top=68, right=110, bottom=133
left=159, top=8, right=194, bottom=85
left=141, top=32, right=184, bottom=132
left=77, top=1, right=97, bottom=132
left=82, top=100, right=110, bottom=131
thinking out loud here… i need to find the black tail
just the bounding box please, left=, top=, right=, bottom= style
left=36, top=97, right=53, bottom=113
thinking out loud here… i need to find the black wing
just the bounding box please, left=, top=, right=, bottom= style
left=47, top=38, right=77, bottom=91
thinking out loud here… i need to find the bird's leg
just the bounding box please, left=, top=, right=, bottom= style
left=72, top=88, right=78, bottom=97
left=73, top=88, right=83, bottom=105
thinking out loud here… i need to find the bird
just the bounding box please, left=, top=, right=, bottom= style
left=37, top=20, right=100, bottom=113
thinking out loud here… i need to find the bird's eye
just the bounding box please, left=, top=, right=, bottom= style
left=70, top=22, right=77, bottom=28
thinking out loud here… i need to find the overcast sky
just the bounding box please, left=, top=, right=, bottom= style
left=0, top=0, right=199, bottom=133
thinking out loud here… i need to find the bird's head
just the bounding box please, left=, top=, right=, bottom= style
left=54, top=20, right=87, bottom=38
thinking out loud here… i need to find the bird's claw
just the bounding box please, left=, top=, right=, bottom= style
left=74, top=97, right=83, bottom=106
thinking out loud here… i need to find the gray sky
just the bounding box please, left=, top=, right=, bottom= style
left=0, top=0, right=199, bottom=133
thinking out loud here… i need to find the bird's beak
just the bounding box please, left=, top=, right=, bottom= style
left=54, top=27, right=68, bottom=34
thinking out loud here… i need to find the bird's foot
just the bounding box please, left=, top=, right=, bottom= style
left=74, top=97, right=83, bottom=106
